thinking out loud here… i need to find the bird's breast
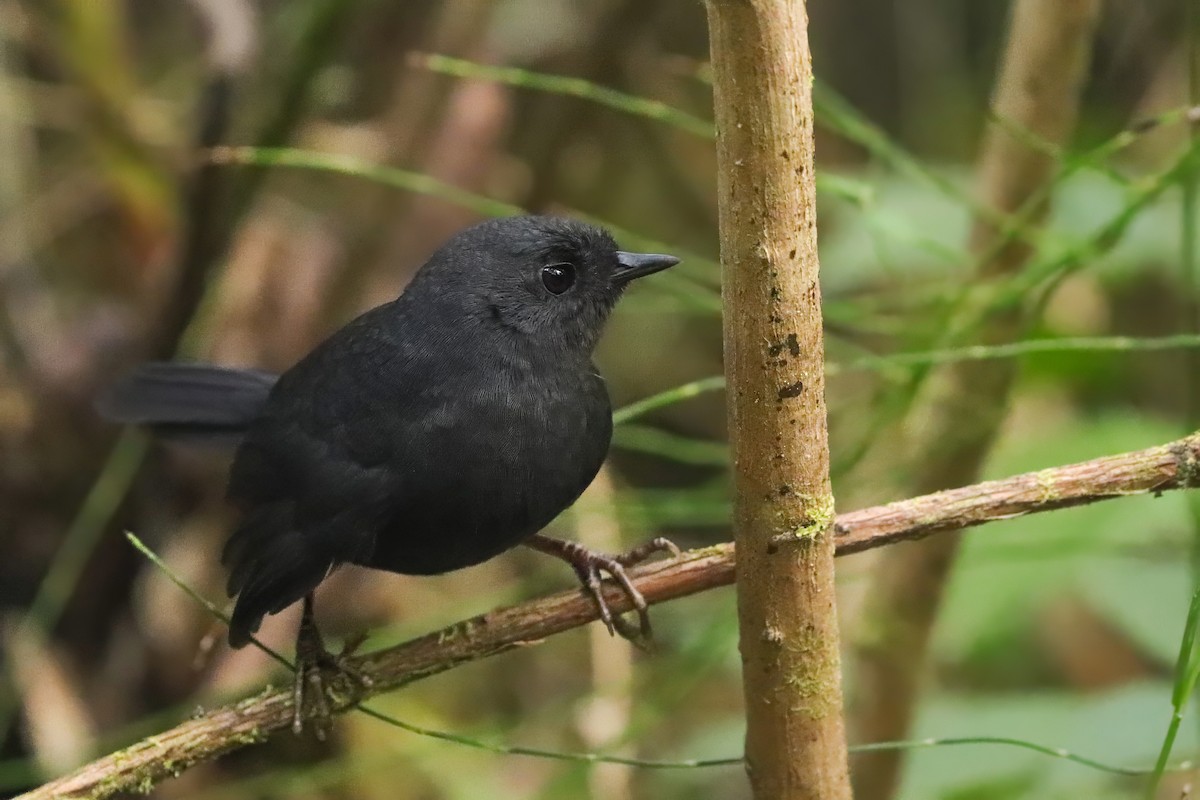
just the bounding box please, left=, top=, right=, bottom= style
left=366, top=360, right=613, bottom=576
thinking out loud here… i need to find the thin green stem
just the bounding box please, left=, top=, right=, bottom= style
left=831, top=333, right=1200, bottom=376
left=211, top=145, right=524, bottom=218
left=23, top=431, right=147, bottom=630
left=211, top=146, right=723, bottom=313
left=613, top=333, right=1200, bottom=434
left=410, top=53, right=716, bottom=139
left=611, top=376, right=727, bottom=425
left=123, top=532, right=292, bottom=670
left=1181, top=0, right=1200, bottom=751
left=356, top=705, right=736, bottom=769
left=1146, top=588, right=1200, bottom=798
left=841, top=138, right=1200, bottom=482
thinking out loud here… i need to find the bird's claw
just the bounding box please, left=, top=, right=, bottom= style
left=292, top=644, right=374, bottom=739
left=566, top=537, right=680, bottom=646
left=573, top=552, right=643, bottom=640
left=614, top=536, right=681, bottom=567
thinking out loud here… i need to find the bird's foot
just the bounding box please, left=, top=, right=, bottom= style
left=292, top=600, right=374, bottom=739
left=526, top=534, right=680, bottom=645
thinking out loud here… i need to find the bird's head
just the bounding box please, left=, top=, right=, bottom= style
left=413, top=215, right=680, bottom=353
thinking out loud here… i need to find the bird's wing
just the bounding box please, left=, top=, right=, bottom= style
left=222, top=418, right=397, bottom=646
left=219, top=305, right=487, bottom=645
left=221, top=353, right=404, bottom=647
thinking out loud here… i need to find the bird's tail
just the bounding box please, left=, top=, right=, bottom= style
left=97, top=362, right=278, bottom=443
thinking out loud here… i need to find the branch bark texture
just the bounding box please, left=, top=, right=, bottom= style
left=19, top=429, right=1200, bottom=800
left=705, top=1, right=850, bottom=798
left=849, top=2, right=1101, bottom=797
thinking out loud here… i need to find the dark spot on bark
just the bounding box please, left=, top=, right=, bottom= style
left=777, top=381, right=804, bottom=400
left=778, top=484, right=792, bottom=496
left=789, top=248, right=796, bottom=260
left=767, top=333, right=800, bottom=358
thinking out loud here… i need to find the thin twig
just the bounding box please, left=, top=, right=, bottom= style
left=18, top=428, right=1200, bottom=800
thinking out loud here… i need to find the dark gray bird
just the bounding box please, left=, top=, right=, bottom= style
left=100, top=215, right=680, bottom=732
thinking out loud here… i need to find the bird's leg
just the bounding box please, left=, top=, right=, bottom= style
left=291, top=594, right=374, bottom=739
left=292, top=599, right=331, bottom=737
left=524, top=533, right=680, bottom=643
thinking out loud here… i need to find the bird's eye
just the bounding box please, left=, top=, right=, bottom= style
left=540, top=263, right=576, bottom=295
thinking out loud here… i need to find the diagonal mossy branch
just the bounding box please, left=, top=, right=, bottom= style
left=18, top=429, right=1200, bottom=800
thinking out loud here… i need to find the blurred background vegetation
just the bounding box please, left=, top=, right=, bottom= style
left=1, top=1, right=1200, bottom=798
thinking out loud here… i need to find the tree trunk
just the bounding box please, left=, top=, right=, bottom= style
left=705, top=2, right=851, bottom=798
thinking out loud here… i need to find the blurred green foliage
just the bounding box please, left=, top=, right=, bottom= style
left=3, top=2, right=1200, bottom=799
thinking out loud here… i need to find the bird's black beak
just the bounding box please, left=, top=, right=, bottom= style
left=613, top=251, right=680, bottom=285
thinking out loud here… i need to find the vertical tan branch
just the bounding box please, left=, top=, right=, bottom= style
left=705, top=2, right=851, bottom=799
left=848, top=2, right=1101, bottom=798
